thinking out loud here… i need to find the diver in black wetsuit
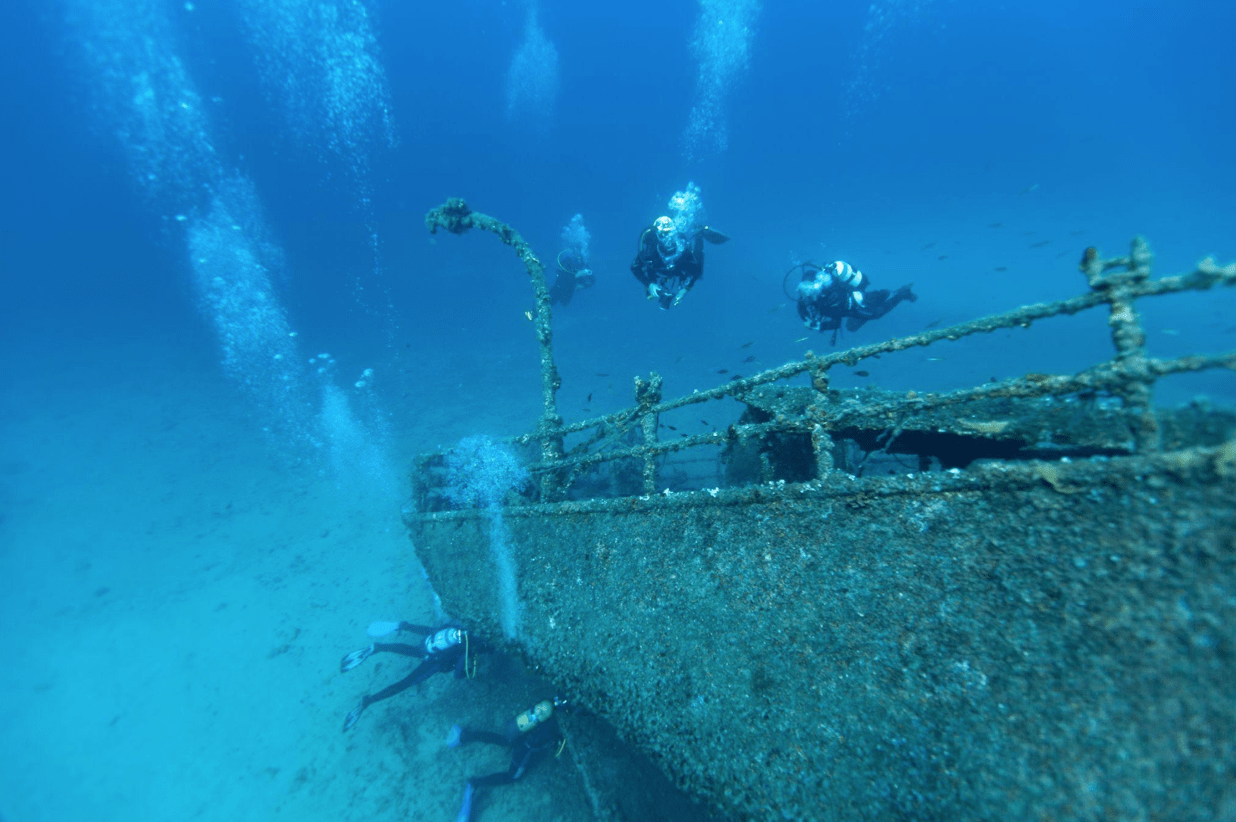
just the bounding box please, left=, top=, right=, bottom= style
left=339, top=622, right=483, bottom=732
left=793, top=260, right=917, bottom=343
left=630, top=215, right=733, bottom=310
left=549, top=247, right=596, bottom=307
left=446, top=697, right=568, bottom=822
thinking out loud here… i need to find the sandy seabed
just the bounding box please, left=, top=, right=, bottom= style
left=0, top=341, right=590, bottom=822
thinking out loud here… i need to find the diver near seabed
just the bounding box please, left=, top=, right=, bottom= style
left=446, top=697, right=569, bottom=822
left=339, top=621, right=484, bottom=732
left=550, top=213, right=596, bottom=307
left=790, top=260, right=917, bottom=343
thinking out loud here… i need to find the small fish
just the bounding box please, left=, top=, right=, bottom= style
left=1068, top=229, right=1085, bottom=236
left=730, top=374, right=744, bottom=381
left=700, top=420, right=709, bottom=426
left=921, top=241, right=936, bottom=250
left=717, top=368, right=729, bottom=375
left=926, top=319, right=943, bottom=329
left=667, top=425, right=678, bottom=430
left=987, top=222, right=1003, bottom=228
left=1030, top=240, right=1051, bottom=248
left=675, top=355, right=686, bottom=363
left=853, top=370, right=870, bottom=377
left=1019, top=183, right=1039, bottom=195
left=680, top=433, right=689, bottom=438
left=994, top=266, right=1008, bottom=272
left=582, top=408, right=590, bottom=412
left=524, top=311, right=533, bottom=321
left=1162, top=329, right=1180, bottom=336
left=586, top=393, right=592, bottom=403
left=1055, top=250, right=1072, bottom=258
left=768, top=303, right=784, bottom=313
left=937, top=255, right=948, bottom=261
left=795, top=336, right=809, bottom=343
left=595, top=372, right=609, bottom=377
left=740, top=341, right=754, bottom=349
left=1021, top=231, right=1037, bottom=236
left=927, top=357, right=945, bottom=362
left=743, top=356, right=759, bottom=364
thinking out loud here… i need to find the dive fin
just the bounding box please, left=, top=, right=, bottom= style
left=341, top=644, right=375, bottom=673
left=455, top=783, right=475, bottom=822
left=701, top=226, right=730, bottom=245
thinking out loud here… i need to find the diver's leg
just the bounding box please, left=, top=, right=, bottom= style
left=343, top=659, right=437, bottom=731
left=468, top=762, right=522, bottom=788
left=342, top=642, right=424, bottom=673
left=366, top=659, right=437, bottom=704
left=374, top=642, right=426, bottom=658
left=459, top=728, right=509, bottom=747
left=855, top=287, right=915, bottom=323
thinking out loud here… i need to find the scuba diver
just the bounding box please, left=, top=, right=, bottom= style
left=789, top=260, right=917, bottom=344
left=551, top=213, right=596, bottom=307
left=339, top=620, right=484, bottom=732
left=630, top=215, right=729, bottom=310
left=549, top=245, right=596, bottom=307
left=446, top=696, right=569, bottom=822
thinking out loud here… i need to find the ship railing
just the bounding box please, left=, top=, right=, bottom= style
left=418, top=199, right=1236, bottom=510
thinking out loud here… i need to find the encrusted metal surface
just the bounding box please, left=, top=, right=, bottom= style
left=411, top=443, right=1236, bottom=821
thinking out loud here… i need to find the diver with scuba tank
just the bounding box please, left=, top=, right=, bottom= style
left=445, top=697, right=569, bottom=822
left=630, top=215, right=729, bottom=310
left=340, top=621, right=484, bottom=732
left=549, top=246, right=596, bottom=307
left=790, top=259, right=917, bottom=344
left=550, top=213, right=597, bottom=307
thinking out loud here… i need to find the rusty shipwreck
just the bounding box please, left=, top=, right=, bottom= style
left=405, top=199, right=1236, bottom=822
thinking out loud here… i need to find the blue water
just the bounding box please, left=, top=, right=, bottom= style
left=1, top=1, right=1233, bottom=820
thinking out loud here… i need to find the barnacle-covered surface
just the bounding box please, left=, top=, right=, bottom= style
left=412, top=432, right=1235, bottom=821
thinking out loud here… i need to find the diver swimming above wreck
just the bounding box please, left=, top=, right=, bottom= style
left=630, top=182, right=729, bottom=310
left=415, top=198, right=1236, bottom=822
left=791, top=259, right=918, bottom=344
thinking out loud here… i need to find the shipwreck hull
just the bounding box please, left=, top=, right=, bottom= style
left=411, top=445, right=1235, bottom=821
left=412, top=211, right=1236, bottom=819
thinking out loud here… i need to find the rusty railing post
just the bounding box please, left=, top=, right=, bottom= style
left=634, top=373, right=663, bottom=493
left=1081, top=237, right=1160, bottom=451
left=806, top=354, right=837, bottom=478
left=425, top=199, right=566, bottom=496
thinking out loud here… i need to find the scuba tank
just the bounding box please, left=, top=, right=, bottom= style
left=424, top=627, right=464, bottom=655
left=514, top=700, right=554, bottom=733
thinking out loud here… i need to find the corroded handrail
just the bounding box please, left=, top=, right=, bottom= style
left=421, top=201, right=1236, bottom=503
left=425, top=199, right=565, bottom=490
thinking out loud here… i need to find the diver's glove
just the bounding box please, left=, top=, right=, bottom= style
left=647, top=283, right=661, bottom=301
left=673, top=288, right=688, bottom=306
